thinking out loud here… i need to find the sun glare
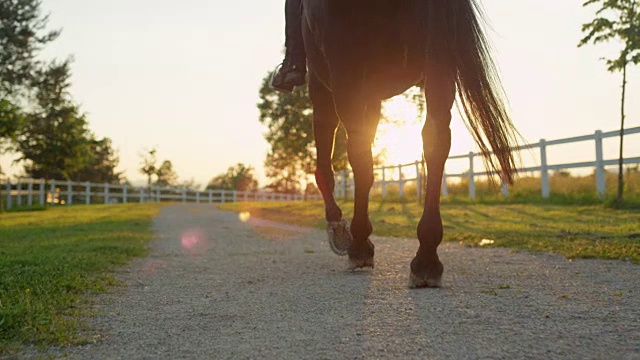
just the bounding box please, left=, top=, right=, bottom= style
left=374, top=95, right=424, bottom=166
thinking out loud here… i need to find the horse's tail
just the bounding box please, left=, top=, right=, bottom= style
left=426, top=0, right=521, bottom=184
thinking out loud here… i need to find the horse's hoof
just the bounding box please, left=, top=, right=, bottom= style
left=409, top=255, right=443, bottom=288
left=347, top=239, right=375, bottom=270
left=326, top=220, right=352, bottom=256
left=348, top=257, right=375, bottom=270
left=408, top=271, right=442, bottom=288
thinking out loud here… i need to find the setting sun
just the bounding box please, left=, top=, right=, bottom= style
left=374, top=95, right=424, bottom=166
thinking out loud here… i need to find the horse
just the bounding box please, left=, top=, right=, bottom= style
left=301, top=0, right=520, bottom=287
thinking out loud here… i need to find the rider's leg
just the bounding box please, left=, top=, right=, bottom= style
left=271, top=0, right=308, bottom=92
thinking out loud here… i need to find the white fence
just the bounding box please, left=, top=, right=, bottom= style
left=1, top=180, right=319, bottom=210
left=334, top=126, right=640, bottom=200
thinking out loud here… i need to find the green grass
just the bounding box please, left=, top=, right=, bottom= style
left=0, top=204, right=162, bottom=354
left=220, top=200, right=640, bottom=264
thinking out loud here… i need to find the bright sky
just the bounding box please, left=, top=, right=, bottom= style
left=3, top=0, right=639, bottom=186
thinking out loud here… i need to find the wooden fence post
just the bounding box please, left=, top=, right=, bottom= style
left=39, top=179, right=45, bottom=206
left=50, top=180, right=56, bottom=205
left=86, top=182, right=91, bottom=204
left=594, top=130, right=606, bottom=198
left=104, top=183, right=110, bottom=204
left=540, top=139, right=550, bottom=198
left=67, top=180, right=72, bottom=205
left=6, top=181, right=11, bottom=210
left=27, top=180, right=33, bottom=207
left=123, top=184, right=128, bottom=204
left=415, top=161, right=422, bottom=202
left=501, top=180, right=509, bottom=199
left=441, top=171, right=448, bottom=198
left=341, top=170, right=347, bottom=200
left=398, top=164, right=404, bottom=198
left=208, top=190, right=213, bottom=203
left=16, top=179, right=21, bottom=207
left=381, top=167, right=387, bottom=199
left=468, top=152, right=476, bottom=199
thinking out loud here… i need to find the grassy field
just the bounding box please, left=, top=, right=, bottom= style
left=220, top=200, right=640, bottom=264
left=0, top=204, right=162, bottom=353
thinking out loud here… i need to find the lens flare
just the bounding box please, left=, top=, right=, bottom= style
left=239, top=212, right=251, bottom=223
left=181, top=229, right=205, bottom=253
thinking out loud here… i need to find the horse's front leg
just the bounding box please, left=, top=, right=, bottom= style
left=410, top=64, right=455, bottom=288
left=337, top=100, right=381, bottom=269
left=309, top=74, right=353, bottom=255
left=309, top=74, right=342, bottom=222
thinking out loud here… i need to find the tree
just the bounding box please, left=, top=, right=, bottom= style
left=0, top=99, right=22, bottom=211
left=155, top=160, right=178, bottom=187
left=0, top=0, right=60, bottom=98
left=70, top=136, right=122, bottom=183
left=0, top=99, right=21, bottom=168
left=579, top=0, right=640, bottom=205
left=207, top=163, right=259, bottom=192
left=139, top=147, right=158, bottom=190
left=0, top=99, right=21, bottom=142
left=1, top=0, right=58, bottom=205
left=257, top=72, right=349, bottom=192
left=13, top=61, right=92, bottom=180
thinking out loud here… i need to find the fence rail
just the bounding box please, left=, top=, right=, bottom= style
left=334, top=126, right=640, bottom=200
left=1, top=179, right=319, bottom=210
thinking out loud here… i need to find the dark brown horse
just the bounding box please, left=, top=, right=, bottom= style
left=302, top=0, right=519, bottom=287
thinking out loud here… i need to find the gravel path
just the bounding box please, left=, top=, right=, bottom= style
left=38, top=204, right=640, bottom=359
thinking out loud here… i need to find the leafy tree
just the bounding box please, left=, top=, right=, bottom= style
left=207, top=163, right=259, bottom=192
left=1, top=1, right=67, bottom=210
left=71, top=136, right=122, bottom=183
left=139, top=147, right=158, bottom=190
left=258, top=73, right=349, bottom=192
left=0, top=0, right=60, bottom=98
left=155, top=160, right=178, bottom=187
left=0, top=99, right=21, bottom=168
left=579, top=0, right=640, bottom=205
left=0, top=99, right=21, bottom=142
left=13, top=61, right=92, bottom=180
left=0, top=99, right=22, bottom=211
left=263, top=151, right=303, bottom=193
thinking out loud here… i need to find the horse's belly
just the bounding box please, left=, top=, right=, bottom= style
left=304, top=0, right=426, bottom=98
left=366, top=64, right=423, bottom=100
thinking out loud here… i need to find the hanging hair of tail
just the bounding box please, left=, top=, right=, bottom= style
left=426, top=0, right=522, bottom=184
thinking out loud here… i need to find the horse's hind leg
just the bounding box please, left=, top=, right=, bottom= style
left=309, top=74, right=349, bottom=254
left=410, top=63, right=456, bottom=288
